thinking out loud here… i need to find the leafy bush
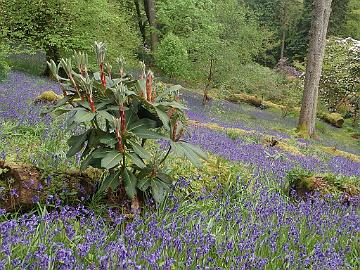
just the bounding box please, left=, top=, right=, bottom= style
left=0, top=0, right=140, bottom=70
left=0, top=45, right=10, bottom=82
left=222, top=63, right=303, bottom=107
left=320, top=37, right=360, bottom=115
left=156, top=0, right=266, bottom=85
left=155, top=33, right=189, bottom=78
left=46, top=42, right=207, bottom=209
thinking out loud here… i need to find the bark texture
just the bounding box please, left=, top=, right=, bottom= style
left=298, top=0, right=333, bottom=137
left=144, top=0, right=158, bottom=51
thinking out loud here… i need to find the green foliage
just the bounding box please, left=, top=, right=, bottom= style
left=320, top=37, right=360, bottom=118
left=0, top=44, right=10, bottom=82
left=45, top=42, right=207, bottom=204
left=345, top=0, right=360, bottom=39
left=244, top=0, right=303, bottom=64
left=156, top=0, right=265, bottom=85
left=0, top=0, right=140, bottom=67
left=328, top=0, right=351, bottom=37
left=222, top=63, right=303, bottom=106
left=155, top=33, right=189, bottom=78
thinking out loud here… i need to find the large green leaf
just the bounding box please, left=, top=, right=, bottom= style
left=97, top=110, right=115, bottom=122
left=155, top=84, right=182, bottom=102
left=127, top=118, right=157, bottom=131
left=123, top=169, right=137, bottom=199
left=74, top=110, right=96, bottom=123
left=132, top=127, right=165, bottom=139
left=156, top=172, right=173, bottom=185
left=67, top=130, right=90, bottom=158
left=92, top=148, right=114, bottom=158
left=99, top=135, right=117, bottom=146
left=180, top=142, right=208, bottom=160
left=171, top=141, right=203, bottom=168
left=151, top=178, right=168, bottom=203
left=155, top=107, right=170, bottom=130
left=156, top=101, right=187, bottom=110
left=51, top=108, right=71, bottom=117
left=129, top=141, right=151, bottom=160
left=101, top=150, right=123, bottom=169
left=127, top=153, right=146, bottom=168
left=82, top=129, right=106, bottom=158
left=98, top=171, right=121, bottom=194
left=137, top=177, right=152, bottom=191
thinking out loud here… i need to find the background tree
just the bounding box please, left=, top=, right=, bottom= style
left=288, top=0, right=351, bottom=61
left=156, top=0, right=265, bottom=100
left=344, top=0, right=360, bottom=40
left=144, top=0, right=158, bottom=51
left=298, top=0, right=333, bottom=137
left=0, top=0, right=140, bottom=75
left=244, top=0, right=303, bottom=65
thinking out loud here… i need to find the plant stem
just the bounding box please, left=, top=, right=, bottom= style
left=159, top=146, right=171, bottom=166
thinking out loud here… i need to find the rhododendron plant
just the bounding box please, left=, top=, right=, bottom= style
left=45, top=42, right=207, bottom=210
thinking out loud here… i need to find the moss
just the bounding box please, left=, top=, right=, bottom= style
left=320, top=146, right=360, bottom=163
left=319, top=112, right=344, bottom=128
left=35, top=90, right=61, bottom=103
left=286, top=169, right=360, bottom=199
left=227, top=93, right=264, bottom=108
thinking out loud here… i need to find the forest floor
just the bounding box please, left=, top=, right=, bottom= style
left=0, top=71, right=359, bottom=269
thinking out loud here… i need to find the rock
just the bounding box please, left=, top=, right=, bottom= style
left=0, top=162, right=100, bottom=212
left=287, top=171, right=359, bottom=202
left=0, top=161, right=41, bottom=211
left=34, top=90, right=61, bottom=103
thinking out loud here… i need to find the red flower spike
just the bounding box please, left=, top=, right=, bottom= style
left=146, top=72, right=154, bottom=102
left=120, top=109, right=126, bottom=133
left=100, top=63, right=106, bottom=89
left=87, top=95, right=96, bottom=113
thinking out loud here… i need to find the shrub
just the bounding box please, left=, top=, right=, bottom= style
left=46, top=42, right=207, bottom=210
left=222, top=63, right=303, bottom=107
left=155, top=33, right=189, bottom=78
left=320, top=37, right=360, bottom=115
left=0, top=46, right=10, bottom=82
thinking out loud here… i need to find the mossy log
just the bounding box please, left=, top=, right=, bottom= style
left=227, top=93, right=266, bottom=108
left=0, top=161, right=100, bottom=212
left=319, top=112, right=344, bottom=128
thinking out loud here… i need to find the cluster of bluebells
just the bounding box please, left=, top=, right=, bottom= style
left=1, top=178, right=359, bottom=269
left=182, top=91, right=360, bottom=155
left=184, top=125, right=360, bottom=179
left=0, top=71, right=61, bottom=125
left=0, top=71, right=359, bottom=269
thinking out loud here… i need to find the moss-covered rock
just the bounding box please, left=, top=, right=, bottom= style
left=286, top=169, right=359, bottom=201
left=35, top=90, right=61, bottom=103
left=0, top=161, right=101, bottom=212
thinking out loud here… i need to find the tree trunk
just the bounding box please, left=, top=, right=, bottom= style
left=280, top=30, right=286, bottom=60
left=203, top=59, right=214, bottom=105
left=298, top=0, right=332, bottom=137
left=134, top=0, right=146, bottom=44
left=143, top=0, right=158, bottom=51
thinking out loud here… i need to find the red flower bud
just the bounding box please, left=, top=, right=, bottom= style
left=146, top=71, right=154, bottom=102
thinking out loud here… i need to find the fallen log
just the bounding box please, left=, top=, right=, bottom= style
left=319, top=112, right=344, bottom=128
left=227, top=93, right=265, bottom=108
left=227, top=92, right=345, bottom=128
